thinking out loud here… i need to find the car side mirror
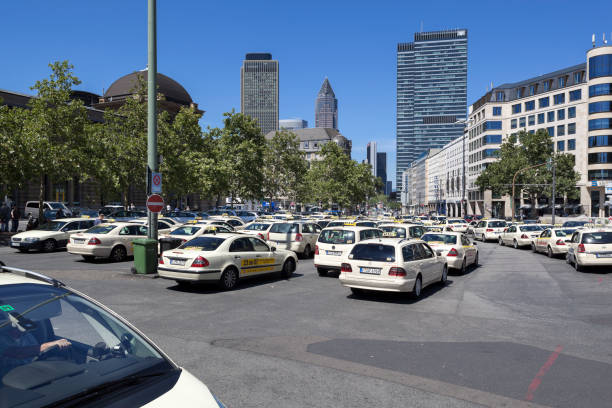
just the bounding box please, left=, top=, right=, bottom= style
left=271, top=246, right=277, bottom=252
left=436, top=250, right=443, bottom=256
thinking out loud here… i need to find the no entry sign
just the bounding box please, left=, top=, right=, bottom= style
left=146, top=194, right=164, bottom=213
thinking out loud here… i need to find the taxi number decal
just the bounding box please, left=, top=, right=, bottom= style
left=241, top=266, right=274, bottom=274
left=241, top=258, right=274, bottom=267
left=183, top=246, right=203, bottom=251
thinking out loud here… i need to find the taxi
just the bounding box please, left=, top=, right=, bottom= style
left=532, top=228, right=576, bottom=257
left=325, top=219, right=356, bottom=228
left=188, top=219, right=236, bottom=231
left=158, top=234, right=298, bottom=289
left=314, top=226, right=382, bottom=276
left=67, top=222, right=148, bottom=262
left=339, top=238, right=448, bottom=298
left=209, top=216, right=246, bottom=230
left=266, top=221, right=321, bottom=258
left=472, top=219, right=508, bottom=241
left=498, top=224, right=544, bottom=248
left=442, top=218, right=469, bottom=233
left=421, top=232, right=478, bottom=274
left=10, top=218, right=95, bottom=253
left=566, top=227, right=612, bottom=271
left=378, top=223, right=426, bottom=239
left=241, top=221, right=279, bottom=240
left=159, top=224, right=235, bottom=251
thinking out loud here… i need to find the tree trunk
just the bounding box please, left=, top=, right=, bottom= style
left=38, top=174, right=45, bottom=222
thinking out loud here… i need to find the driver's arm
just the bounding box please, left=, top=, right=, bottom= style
left=1, top=339, right=71, bottom=359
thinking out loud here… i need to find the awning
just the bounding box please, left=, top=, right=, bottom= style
left=519, top=204, right=532, bottom=210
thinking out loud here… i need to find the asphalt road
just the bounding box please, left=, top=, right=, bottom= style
left=1, top=241, right=611, bottom=408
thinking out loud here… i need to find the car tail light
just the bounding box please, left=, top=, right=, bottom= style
left=295, top=233, right=303, bottom=242
left=315, top=245, right=319, bottom=255
left=87, top=237, right=101, bottom=245
left=257, top=233, right=264, bottom=240
left=191, top=256, right=209, bottom=268
left=341, top=263, right=352, bottom=272
left=556, top=239, right=565, bottom=246
left=447, top=248, right=459, bottom=257
left=158, top=257, right=165, bottom=264
left=389, top=267, right=406, bottom=277
left=521, top=234, right=529, bottom=239
left=486, top=228, right=494, bottom=232
left=181, top=239, right=187, bottom=243
left=577, top=243, right=586, bottom=253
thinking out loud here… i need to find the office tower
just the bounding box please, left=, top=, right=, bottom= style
left=241, top=53, right=279, bottom=135
left=366, top=142, right=377, bottom=176
left=396, top=29, right=468, bottom=191
left=386, top=181, right=392, bottom=196
left=315, top=78, right=338, bottom=129
left=377, top=152, right=387, bottom=190
left=279, top=118, right=308, bottom=130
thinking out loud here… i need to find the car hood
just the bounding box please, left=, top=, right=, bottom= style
left=13, top=230, right=63, bottom=239
left=143, top=369, right=221, bottom=407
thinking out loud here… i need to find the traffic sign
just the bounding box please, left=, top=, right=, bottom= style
left=151, top=172, right=162, bottom=193
left=146, top=194, right=164, bottom=213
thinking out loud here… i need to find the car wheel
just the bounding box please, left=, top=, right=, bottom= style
left=317, top=267, right=327, bottom=277
left=440, top=265, right=448, bottom=283
left=460, top=259, right=467, bottom=275
left=43, top=239, right=56, bottom=252
left=531, top=243, right=537, bottom=253
left=513, top=239, right=519, bottom=249
left=350, top=287, right=364, bottom=297
left=412, top=276, right=423, bottom=299
left=82, top=255, right=95, bottom=262
left=219, top=267, right=239, bottom=290
left=110, top=246, right=127, bottom=262
left=574, top=258, right=584, bottom=272
left=547, top=246, right=554, bottom=258
left=281, top=258, right=295, bottom=278
left=498, top=237, right=504, bottom=246
left=302, top=245, right=312, bottom=259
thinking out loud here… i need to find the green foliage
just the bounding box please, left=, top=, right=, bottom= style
left=262, top=130, right=308, bottom=203
left=0, top=106, right=31, bottom=192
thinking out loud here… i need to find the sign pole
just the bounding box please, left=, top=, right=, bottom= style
left=147, top=0, right=158, bottom=240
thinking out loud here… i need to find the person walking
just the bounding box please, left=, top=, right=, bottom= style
left=10, top=205, right=20, bottom=233
left=0, top=203, right=9, bottom=232
left=94, top=213, right=105, bottom=225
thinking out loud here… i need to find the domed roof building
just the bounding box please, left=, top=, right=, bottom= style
left=94, top=70, right=203, bottom=115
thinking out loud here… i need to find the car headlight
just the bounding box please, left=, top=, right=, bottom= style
left=24, top=237, right=40, bottom=242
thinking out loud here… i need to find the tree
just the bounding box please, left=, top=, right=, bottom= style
left=0, top=105, right=32, bottom=194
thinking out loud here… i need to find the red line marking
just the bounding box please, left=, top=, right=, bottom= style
left=598, top=278, right=603, bottom=283
left=525, top=345, right=563, bottom=401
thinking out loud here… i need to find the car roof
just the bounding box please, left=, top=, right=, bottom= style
left=358, top=237, right=420, bottom=246
left=321, top=226, right=379, bottom=232
left=51, top=217, right=93, bottom=222
left=422, top=231, right=462, bottom=236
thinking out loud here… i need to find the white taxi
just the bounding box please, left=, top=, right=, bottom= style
left=443, top=218, right=469, bottom=233
left=498, top=224, right=544, bottom=248
left=421, top=232, right=478, bottom=274
left=241, top=221, right=279, bottom=240
left=314, top=226, right=382, bottom=276
left=532, top=228, right=576, bottom=257
left=378, top=223, right=426, bottom=240
left=10, top=218, right=95, bottom=253
left=566, top=227, right=612, bottom=271
left=209, top=216, right=246, bottom=230
left=0, top=265, right=225, bottom=407
left=473, top=219, right=508, bottom=241
left=339, top=238, right=448, bottom=298
left=266, top=221, right=321, bottom=258
left=67, top=222, right=148, bottom=262
left=158, top=234, right=298, bottom=289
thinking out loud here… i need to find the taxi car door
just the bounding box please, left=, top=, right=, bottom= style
left=60, top=221, right=81, bottom=245
left=401, top=244, right=420, bottom=277
left=415, top=243, right=438, bottom=284
left=461, top=235, right=475, bottom=263
left=302, top=224, right=318, bottom=246
left=247, top=237, right=281, bottom=273
left=568, top=231, right=580, bottom=259
left=536, top=229, right=550, bottom=251
left=503, top=226, right=515, bottom=244
left=229, top=237, right=262, bottom=277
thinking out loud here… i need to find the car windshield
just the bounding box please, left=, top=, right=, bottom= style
left=350, top=244, right=396, bottom=262
left=562, top=221, right=588, bottom=227
left=356, top=221, right=377, bottom=227
left=269, top=223, right=299, bottom=233
left=488, top=221, right=507, bottom=228
left=421, top=234, right=458, bottom=245
left=37, top=222, right=67, bottom=232
left=48, top=203, right=64, bottom=210
left=380, top=226, right=406, bottom=238
left=84, top=225, right=116, bottom=234
left=170, top=226, right=200, bottom=236
left=179, top=236, right=226, bottom=251
left=318, top=229, right=355, bottom=244
left=553, top=229, right=574, bottom=237
left=581, top=232, right=612, bottom=244
left=519, top=225, right=543, bottom=232
left=0, top=283, right=172, bottom=408
left=448, top=220, right=467, bottom=224
left=245, top=223, right=271, bottom=231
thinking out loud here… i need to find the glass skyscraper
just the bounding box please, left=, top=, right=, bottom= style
left=315, top=78, right=338, bottom=129
left=396, top=29, right=468, bottom=191
left=241, top=53, right=279, bottom=135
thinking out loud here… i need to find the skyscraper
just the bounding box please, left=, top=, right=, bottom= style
left=376, top=152, right=387, bottom=192
left=366, top=142, right=377, bottom=176
left=241, top=53, right=279, bottom=135
left=315, top=78, right=338, bottom=129
left=396, top=29, right=468, bottom=191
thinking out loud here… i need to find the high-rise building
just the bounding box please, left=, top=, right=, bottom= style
left=241, top=53, right=279, bottom=135
left=396, top=29, right=468, bottom=191
left=376, top=152, right=387, bottom=192
left=386, top=181, right=392, bottom=196
left=366, top=142, right=377, bottom=176
left=279, top=118, right=308, bottom=130
left=315, top=78, right=338, bottom=129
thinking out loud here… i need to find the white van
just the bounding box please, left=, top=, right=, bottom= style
left=24, top=201, right=72, bottom=219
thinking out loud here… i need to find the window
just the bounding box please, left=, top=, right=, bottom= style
left=512, top=104, right=521, bottom=114
left=538, top=97, right=550, bottom=108
left=511, top=119, right=517, bottom=129
left=569, top=89, right=581, bottom=101
left=568, top=123, right=576, bottom=135
left=303, top=141, right=309, bottom=148
left=568, top=139, right=576, bottom=150
left=350, top=244, right=396, bottom=262
left=557, top=141, right=565, bottom=151
left=484, top=134, right=502, bottom=144
left=547, top=126, right=555, bottom=137
left=589, top=83, right=612, bottom=97
left=402, top=245, right=416, bottom=262
left=589, top=135, right=612, bottom=147
left=517, top=88, right=523, bottom=98
left=62, top=222, right=80, bottom=232
left=496, top=91, right=505, bottom=101
left=553, top=93, right=565, bottom=104
left=319, top=229, right=355, bottom=244
left=589, top=118, right=612, bottom=131
left=229, top=237, right=254, bottom=252
left=492, top=106, right=501, bottom=116
left=525, top=100, right=535, bottom=111
left=589, top=169, right=612, bottom=180
left=528, top=115, right=535, bottom=126
left=547, top=111, right=555, bottom=122
left=589, top=101, right=612, bottom=114
left=529, top=85, right=537, bottom=95
left=574, top=72, right=583, bottom=83
left=558, top=76, right=567, bottom=87
left=589, top=54, right=612, bottom=79
left=359, top=229, right=381, bottom=241
left=588, top=152, right=612, bottom=164
left=568, top=106, right=576, bottom=118
left=537, top=113, right=545, bottom=124
left=557, top=125, right=565, bottom=136
left=484, top=149, right=499, bottom=158
left=557, top=109, right=565, bottom=120
left=543, top=81, right=551, bottom=91
left=519, top=117, right=525, bottom=127
left=419, top=243, right=434, bottom=258
left=484, top=121, right=502, bottom=130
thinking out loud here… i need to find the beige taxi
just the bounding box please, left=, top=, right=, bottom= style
left=314, top=226, right=382, bottom=276
left=532, top=228, right=576, bottom=257
left=566, top=227, right=612, bottom=271
left=10, top=218, right=95, bottom=253
left=498, top=224, right=544, bottom=248
left=378, top=223, right=426, bottom=239
left=421, top=232, right=478, bottom=274
left=158, top=234, right=298, bottom=289
left=266, top=221, right=321, bottom=258
left=473, top=219, right=508, bottom=241
left=67, top=222, right=148, bottom=262
left=443, top=218, right=469, bottom=233
left=209, top=216, right=246, bottom=230
left=241, top=221, right=279, bottom=240
left=339, top=238, right=448, bottom=298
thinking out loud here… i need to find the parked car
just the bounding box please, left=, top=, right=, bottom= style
left=473, top=219, right=508, bottom=241
left=314, top=226, right=382, bottom=276
left=10, top=218, right=95, bottom=252
left=532, top=228, right=576, bottom=257
left=498, top=224, right=544, bottom=248
left=24, top=201, right=72, bottom=220
left=421, top=232, right=478, bottom=274
left=566, top=227, right=612, bottom=271
left=266, top=222, right=321, bottom=258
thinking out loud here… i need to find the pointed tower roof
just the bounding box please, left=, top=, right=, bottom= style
left=318, top=78, right=335, bottom=97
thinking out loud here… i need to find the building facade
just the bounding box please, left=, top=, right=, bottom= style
left=366, top=142, right=377, bottom=176
left=396, top=29, right=468, bottom=191
left=377, top=152, right=388, bottom=193
left=315, top=78, right=338, bottom=130
left=279, top=118, right=308, bottom=130
left=241, top=53, right=279, bottom=135
left=265, top=128, right=351, bottom=163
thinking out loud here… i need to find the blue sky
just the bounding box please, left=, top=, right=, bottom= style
left=2, top=0, right=612, bottom=188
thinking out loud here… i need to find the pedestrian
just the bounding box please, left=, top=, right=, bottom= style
left=0, top=202, right=9, bottom=232
left=166, top=204, right=171, bottom=212
left=129, top=203, right=135, bottom=210
left=26, top=213, right=35, bottom=231
left=55, top=207, right=65, bottom=219
left=94, top=213, right=105, bottom=225
left=10, top=205, right=20, bottom=233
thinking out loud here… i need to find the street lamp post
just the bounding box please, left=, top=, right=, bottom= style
left=146, top=0, right=158, bottom=240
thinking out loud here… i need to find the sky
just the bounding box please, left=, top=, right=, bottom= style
left=2, top=0, right=612, bottom=188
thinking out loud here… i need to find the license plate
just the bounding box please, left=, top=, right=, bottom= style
left=170, top=259, right=186, bottom=265
left=360, top=267, right=381, bottom=275
left=11, top=242, right=20, bottom=247
left=596, top=253, right=612, bottom=258
left=73, top=239, right=85, bottom=244
left=326, top=250, right=342, bottom=256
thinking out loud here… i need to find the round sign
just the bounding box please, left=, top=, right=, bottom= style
left=146, top=194, right=164, bottom=213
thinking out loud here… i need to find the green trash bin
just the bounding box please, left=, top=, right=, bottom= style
left=132, top=238, right=158, bottom=274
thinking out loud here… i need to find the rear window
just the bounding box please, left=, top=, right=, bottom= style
left=448, top=219, right=467, bottom=224
left=562, top=221, right=587, bottom=227
left=581, top=232, right=612, bottom=244
left=269, top=223, right=299, bottom=233
left=356, top=221, right=377, bottom=228
left=318, top=229, right=355, bottom=244
left=245, top=223, right=271, bottom=231
left=180, top=236, right=226, bottom=251
left=170, top=226, right=201, bottom=236
left=488, top=221, right=507, bottom=228
left=421, top=234, right=457, bottom=245
left=380, top=226, right=406, bottom=238
left=48, top=203, right=64, bottom=209
left=350, top=244, right=396, bottom=262
left=519, top=225, right=543, bottom=232
left=85, top=225, right=116, bottom=234
left=326, top=221, right=345, bottom=228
